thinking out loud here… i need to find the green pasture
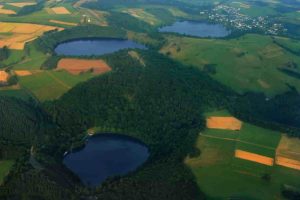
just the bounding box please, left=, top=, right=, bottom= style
left=186, top=110, right=300, bottom=199
left=18, top=70, right=94, bottom=101
left=161, top=34, right=300, bottom=96
left=0, top=160, right=14, bottom=185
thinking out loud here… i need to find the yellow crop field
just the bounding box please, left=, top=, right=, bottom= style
left=8, top=2, right=36, bottom=7
left=0, top=71, right=9, bottom=83
left=0, top=22, right=63, bottom=50
left=235, top=149, right=274, bottom=166
left=49, top=20, right=77, bottom=26
left=206, top=116, right=242, bottom=130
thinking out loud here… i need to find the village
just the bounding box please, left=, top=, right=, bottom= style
left=202, top=4, right=286, bottom=35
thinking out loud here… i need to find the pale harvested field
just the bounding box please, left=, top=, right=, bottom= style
left=0, top=5, right=16, bottom=14
left=14, top=70, right=32, bottom=76
left=206, top=117, right=242, bottom=130
left=49, top=20, right=77, bottom=26
left=275, top=134, right=300, bottom=170
left=57, top=58, right=112, bottom=75
left=51, top=7, right=70, bottom=14
left=0, top=22, right=63, bottom=49
left=0, top=71, right=9, bottom=82
left=8, top=2, right=36, bottom=7
left=235, top=149, right=274, bottom=166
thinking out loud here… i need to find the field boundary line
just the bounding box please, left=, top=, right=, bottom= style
left=200, top=133, right=275, bottom=150
left=46, top=71, right=71, bottom=89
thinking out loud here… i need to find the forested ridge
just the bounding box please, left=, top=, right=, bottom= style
left=1, top=49, right=300, bottom=199
left=0, top=97, right=50, bottom=144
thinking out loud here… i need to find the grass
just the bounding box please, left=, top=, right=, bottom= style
left=161, top=34, right=300, bottom=96
left=18, top=70, right=94, bottom=101
left=185, top=110, right=300, bottom=200
left=0, top=160, right=14, bottom=185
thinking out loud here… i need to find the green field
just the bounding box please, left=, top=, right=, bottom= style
left=185, top=110, right=300, bottom=200
left=0, top=160, right=14, bottom=185
left=161, top=34, right=300, bottom=96
left=18, top=70, right=95, bottom=101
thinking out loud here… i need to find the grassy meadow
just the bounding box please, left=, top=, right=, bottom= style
left=18, top=70, right=94, bottom=101
left=161, top=34, right=300, bottom=96
left=0, top=160, right=14, bottom=185
left=185, top=110, right=300, bottom=200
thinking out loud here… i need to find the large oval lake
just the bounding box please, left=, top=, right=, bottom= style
left=55, top=39, right=147, bottom=56
left=63, top=134, right=149, bottom=187
left=159, top=21, right=231, bottom=38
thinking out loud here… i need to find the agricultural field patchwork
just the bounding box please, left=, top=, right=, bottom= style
left=185, top=110, right=300, bottom=199
left=161, top=34, right=300, bottom=96
left=0, top=4, right=16, bottom=15
left=0, top=22, right=63, bottom=50
left=18, top=70, right=94, bottom=101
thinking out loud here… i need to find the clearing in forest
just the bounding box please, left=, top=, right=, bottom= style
left=57, top=58, right=112, bottom=75
left=235, top=149, right=274, bottom=166
left=128, top=51, right=146, bottom=66
left=0, top=71, right=9, bottom=83
left=51, top=7, right=71, bottom=14
left=275, top=135, right=300, bottom=171
left=206, top=117, right=242, bottom=130
left=0, top=22, right=63, bottom=50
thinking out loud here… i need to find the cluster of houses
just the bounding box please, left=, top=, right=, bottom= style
left=201, top=4, right=286, bottom=35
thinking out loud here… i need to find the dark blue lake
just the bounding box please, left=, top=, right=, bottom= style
left=63, top=134, right=149, bottom=187
left=55, top=39, right=147, bottom=56
left=159, top=21, right=231, bottom=38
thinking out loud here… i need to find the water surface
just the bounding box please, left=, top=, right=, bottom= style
left=55, top=39, right=146, bottom=56
left=63, top=134, right=149, bottom=187
left=159, top=21, right=231, bottom=38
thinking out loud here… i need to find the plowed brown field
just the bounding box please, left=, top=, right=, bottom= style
left=57, top=58, right=112, bottom=75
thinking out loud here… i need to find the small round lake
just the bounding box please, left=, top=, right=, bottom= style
left=63, top=134, right=149, bottom=187
left=159, top=21, right=231, bottom=38
left=55, top=39, right=147, bottom=56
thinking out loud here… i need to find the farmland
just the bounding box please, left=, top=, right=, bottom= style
left=186, top=110, right=300, bottom=200
left=18, top=70, right=94, bottom=101
left=161, top=34, right=300, bottom=96
left=57, top=58, right=111, bottom=75
left=0, top=22, right=63, bottom=50
left=0, top=0, right=300, bottom=199
left=0, top=71, right=9, bottom=83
